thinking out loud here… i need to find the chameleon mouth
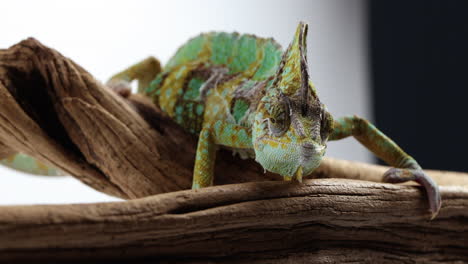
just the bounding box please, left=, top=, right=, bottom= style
left=300, top=143, right=325, bottom=165
left=253, top=137, right=325, bottom=177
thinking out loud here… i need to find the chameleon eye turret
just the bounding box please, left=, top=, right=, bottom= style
left=266, top=95, right=290, bottom=137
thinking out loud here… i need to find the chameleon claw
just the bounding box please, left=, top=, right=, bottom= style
left=383, top=168, right=441, bottom=219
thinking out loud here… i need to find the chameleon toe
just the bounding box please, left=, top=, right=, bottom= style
left=413, top=169, right=442, bottom=219
left=383, top=168, right=441, bottom=219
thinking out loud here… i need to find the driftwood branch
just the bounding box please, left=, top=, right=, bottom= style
left=1, top=179, right=468, bottom=262
left=0, top=38, right=467, bottom=262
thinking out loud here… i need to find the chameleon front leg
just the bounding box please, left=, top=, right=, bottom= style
left=192, top=127, right=217, bottom=189
left=330, top=115, right=441, bottom=218
left=107, top=57, right=161, bottom=95
left=192, top=121, right=253, bottom=189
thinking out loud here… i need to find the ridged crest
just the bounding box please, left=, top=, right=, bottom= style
left=272, top=22, right=311, bottom=115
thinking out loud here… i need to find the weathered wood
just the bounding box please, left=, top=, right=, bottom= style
left=1, top=38, right=468, bottom=263
left=0, top=179, right=467, bottom=263
left=0, top=141, right=13, bottom=159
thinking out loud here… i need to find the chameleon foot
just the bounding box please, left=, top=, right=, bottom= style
left=383, top=168, right=441, bottom=219
left=107, top=80, right=132, bottom=98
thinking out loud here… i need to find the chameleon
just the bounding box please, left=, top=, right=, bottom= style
left=1, top=22, right=441, bottom=218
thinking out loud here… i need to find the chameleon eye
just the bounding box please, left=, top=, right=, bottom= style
left=267, top=98, right=290, bottom=137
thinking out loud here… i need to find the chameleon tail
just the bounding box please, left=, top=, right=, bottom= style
left=0, top=153, right=65, bottom=176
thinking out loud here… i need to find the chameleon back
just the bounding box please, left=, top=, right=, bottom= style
left=144, top=32, right=283, bottom=134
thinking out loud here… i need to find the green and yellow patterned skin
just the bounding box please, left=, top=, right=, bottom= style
left=0, top=153, right=62, bottom=176
left=1, top=22, right=441, bottom=218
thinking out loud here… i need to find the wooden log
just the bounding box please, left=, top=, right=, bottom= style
left=0, top=179, right=467, bottom=263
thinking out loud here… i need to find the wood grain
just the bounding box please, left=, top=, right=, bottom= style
left=0, top=179, right=467, bottom=262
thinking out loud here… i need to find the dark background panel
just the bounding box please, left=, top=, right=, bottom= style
left=370, top=0, right=468, bottom=171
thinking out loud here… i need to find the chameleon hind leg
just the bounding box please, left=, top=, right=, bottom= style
left=329, top=115, right=441, bottom=219
left=107, top=57, right=162, bottom=95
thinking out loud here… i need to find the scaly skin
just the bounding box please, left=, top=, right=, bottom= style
left=0, top=153, right=63, bottom=176
left=1, top=22, right=441, bottom=218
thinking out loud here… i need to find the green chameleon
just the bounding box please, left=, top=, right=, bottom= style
left=1, top=22, right=441, bottom=218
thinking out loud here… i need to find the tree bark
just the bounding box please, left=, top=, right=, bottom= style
left=0, top=38, right=467, bottom=263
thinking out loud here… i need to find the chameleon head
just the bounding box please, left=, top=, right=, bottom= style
left=252, top=22, right=334, bottom=179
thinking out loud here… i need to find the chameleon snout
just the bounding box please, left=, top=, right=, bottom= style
left=298, top=142, right=326, bottom=175
left=300, top=143, right=325, bottom=163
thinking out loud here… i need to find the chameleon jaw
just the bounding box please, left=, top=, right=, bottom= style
left=253, top=137, right=325, bottom=179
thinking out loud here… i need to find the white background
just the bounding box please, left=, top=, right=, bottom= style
left=0, top=0, right=370, bottom=204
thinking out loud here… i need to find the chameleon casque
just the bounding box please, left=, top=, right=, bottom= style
left=1, top=22, right=441, bottom=218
